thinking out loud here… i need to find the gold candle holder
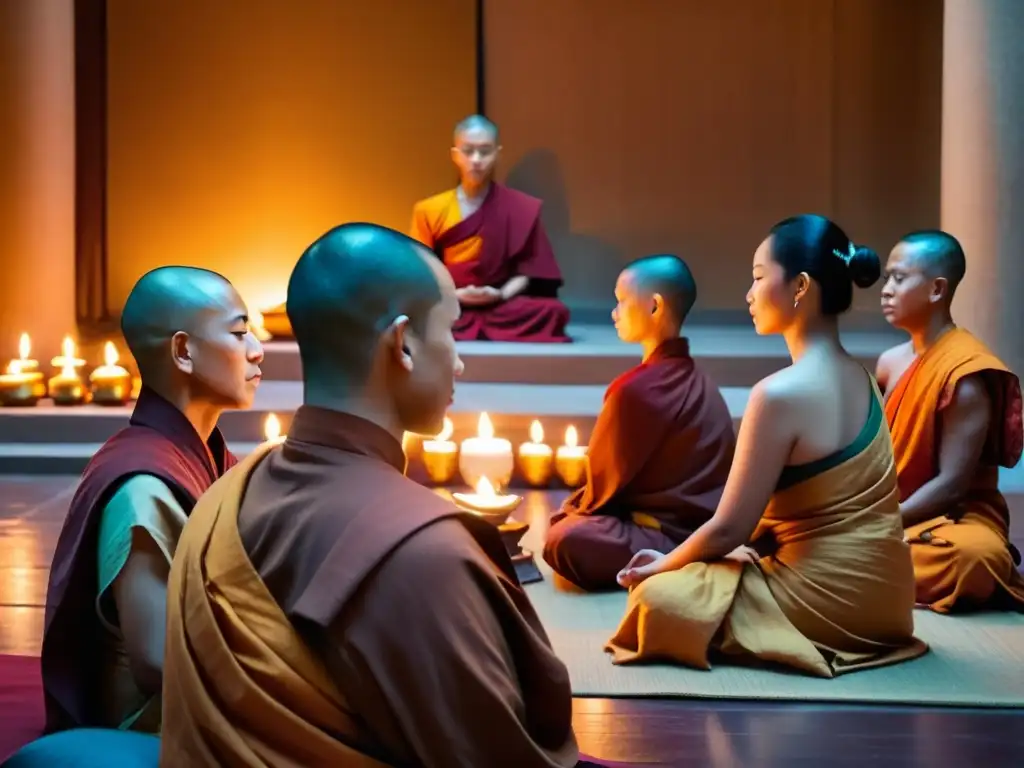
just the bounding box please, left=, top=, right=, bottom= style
left=555, top=425, right=588, bottom=488
left=48, top=365, right=87, bottom=406
left=517, top=419, right=553, bottom=487
left=89, top=341, right=132, bottom=406
left=130, top=375, right=142, bottom=400
left=421, top=417, right=459, bottom=485
left=0, top=361, right=46, bottom=407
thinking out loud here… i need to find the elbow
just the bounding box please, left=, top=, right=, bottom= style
left=704, top=518, right=750, bottom=556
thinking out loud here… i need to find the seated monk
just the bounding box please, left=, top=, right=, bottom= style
left=543, top=254, right=736, bottom=590
left=40, top=267, right=264, bottom=733
left=161, top=223, right=602, bottom=766
left=607, top=215, right=928, bottom=677
left=409, top=114, right=571, bottom=342
left=877, top=230, right=1024, bottom=612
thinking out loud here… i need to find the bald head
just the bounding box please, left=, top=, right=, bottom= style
left=899, top=230, right=966, bottom=298
left=623, top=254, right=697, bottom=324
left=121, top=266, right=240, bottom=379
left=454, top=114, right=498, bottom=143
left=286, top=223, right=445, bottom=387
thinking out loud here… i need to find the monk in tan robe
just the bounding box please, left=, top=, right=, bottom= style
left=544, top=255, right=735, bottom=590
left=41, top=267, right=263, bottom=733
left=877, top=230, right=1024, bottom=612
left=609, top=215, right=927, bottom=676
left=162, top=224, right=601, bottom=766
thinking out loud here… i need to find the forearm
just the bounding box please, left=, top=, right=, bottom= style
left=658, top=519, right=745, bottom=572
left=900, top=476, right=966, bottom=528
left=500, top=275, right=529, bottom=300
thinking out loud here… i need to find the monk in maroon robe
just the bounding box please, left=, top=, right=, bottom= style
left=161, top=224, right=604, bottom=767
left=40, top=266, right=264, bottom=733
left=409, top=114, right=571, bottom=342
left=544, top=255, right=736, bottom=591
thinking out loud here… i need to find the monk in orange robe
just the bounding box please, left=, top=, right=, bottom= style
left=543, top=255, right=735, bottom=590
left=877, top=230, right=1024, bottom=612
left=162, top=224, right=603, bottom=767
left=408, top=114, right=571, bottom=342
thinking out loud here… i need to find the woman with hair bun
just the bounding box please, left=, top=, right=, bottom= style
left=607, top=214, right=928, bottom=678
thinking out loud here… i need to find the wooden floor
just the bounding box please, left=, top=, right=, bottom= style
left=1, top=475, right=1022, bottom=766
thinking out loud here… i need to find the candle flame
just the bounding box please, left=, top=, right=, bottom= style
left=478, top=412, right=494, bottom=439
left=529, top=419, right=544, bottom=444
left=103, top=341, right=119, bottom=367
left=62, top=336, right=75, bottom=358
left=264, top=413, right=281, bottom=441
left=475, top=476, right=496, bottom=497
left=18, top=333, right=29, bottom=360
left=565, top=425, right=578, bottom=449
left=436, top=416, right=454, bottom=442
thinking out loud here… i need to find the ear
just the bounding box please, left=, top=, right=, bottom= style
left=793, top=272, right=811, bottom=303
left=449, top=146, right=460, bottom=164
left=495, top=144, right=503, bottom=159
left=650, top=292, right=664, bottom=316
left=388, top=315, right=414, bottom=373
left=170, top=331, right=193, bottom=375
left=930, top=276, right=949, bottom=304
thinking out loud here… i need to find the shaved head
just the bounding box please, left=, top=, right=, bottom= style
left=898, top=230, right=966, bottom=297
left=121, top=266, right=241, bottom=379
left=624, top=254, right=698, bottom=323
left=286, top=223, right=446, bottom=388
left=454, top=114, right=498, bottom=143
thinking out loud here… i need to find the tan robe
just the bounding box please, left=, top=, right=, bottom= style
left=161, top=407, right=579, bottom=767
left=607, top=388, right=929, bottom=676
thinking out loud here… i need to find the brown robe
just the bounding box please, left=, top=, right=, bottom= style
left=544, top=338, right=736, bottom=590
left=161, top=405, right=581, bottom=767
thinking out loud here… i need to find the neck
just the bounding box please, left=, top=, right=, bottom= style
left=640, top=329, right=680, bottom=363
left=150, top=383, right=221, bottom=442
left=459, top=178, right=491, bottom=200
left=302, top=384, right=404, bottom=444
left=782, top=316, right=843, bottom=363
left=909, top=311, right=955, bottom=355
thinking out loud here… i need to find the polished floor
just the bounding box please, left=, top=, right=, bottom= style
left=0, top=475, right=1021, bottom=766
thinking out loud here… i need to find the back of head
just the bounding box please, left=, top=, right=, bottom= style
left=768, top=214, right=881, bottom=315
left=286, top=223, right=443, bottom=389
left=624, top=254, right=698, bottom=325
left=898, top=229, right=966, bottom=299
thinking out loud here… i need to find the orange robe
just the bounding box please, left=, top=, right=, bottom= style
left=410, top=183, right=571, bottom=342
left=884, top=327, right=1024, bottom=612
left=543, top=338, right=735, bottom=590
left=161, top=406, right=582, bottom=767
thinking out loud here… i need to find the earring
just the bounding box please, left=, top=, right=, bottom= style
left=793, top=299, right=800, bottom=309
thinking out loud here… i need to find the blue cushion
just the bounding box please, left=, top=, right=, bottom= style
left=3, top=729, right=159, bottom=767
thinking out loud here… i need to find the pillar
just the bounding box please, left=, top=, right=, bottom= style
left=943, top=0, right=1024, bottom=374
left=0, top=0, right=77, bottom=364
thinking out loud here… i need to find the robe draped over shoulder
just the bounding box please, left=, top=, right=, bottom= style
left=606, top=388, right=928, bottom=676
left=410, top=183, right=571, bottom=342
left=41, top=387, right=235, bottom=733
left=884, top=327, right=1024, bottom=612
left=544, top=338, right=735, bottom=590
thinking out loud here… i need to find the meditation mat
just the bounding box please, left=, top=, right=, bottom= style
left=524, top=566, right=1024, bottom=708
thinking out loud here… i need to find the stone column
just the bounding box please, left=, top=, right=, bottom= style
left=0, top=0, right=77, bottom=364
left=943, top=0, right=1024, bottom=375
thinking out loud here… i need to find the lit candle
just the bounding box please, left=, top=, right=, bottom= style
left=452, top=476, right=522, bottom=523
left=518, top=419, right=554, bottom=487
left=89, top=342, right=133, bottom=406
left=555, top=425, right=588, bottom=487
left=421, top=416, right=459, bottom=485
left=249, top=308, right=272, bottom=342
left=50, top=335, right=86, bottom=370
left=130, top=375, right=142, bottom=401
left=48, top=363, right=87, bottom=406
left=264, top=413, right=284, bottom=444
left=13, top=333, right=38, bottom=372
left=459, top=412, right=513, bottom=490
left=0, top=360, right=46, bottom=407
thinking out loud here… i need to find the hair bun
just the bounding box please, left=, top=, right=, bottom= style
left=847, top=244, right=881, bottom=288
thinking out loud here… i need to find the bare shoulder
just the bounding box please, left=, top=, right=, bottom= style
left=948, top=374, right=992, bottom=415
left=746, top=368, right=802, bottom=420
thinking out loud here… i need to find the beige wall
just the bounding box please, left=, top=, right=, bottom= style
left=485, top=0, right=943, bottom=318
left=106, top=0, right=476, bottom=313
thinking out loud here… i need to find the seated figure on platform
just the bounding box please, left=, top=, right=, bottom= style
left=543, top=255, right=736, bottom=591
left=877, top=230, right=1024, bottom=612
left=607, top=214, right=928, bottom=677
left=409, top=114, right=571, bottom=342
left=40, top=267, right=264, bottom=733
left=160, top=223, right=599, bottom=767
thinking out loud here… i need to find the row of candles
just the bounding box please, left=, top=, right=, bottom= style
left=0, top=334, right=137, bottom=407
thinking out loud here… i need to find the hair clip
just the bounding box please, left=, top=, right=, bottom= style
left=832, top=242, right=856, bottom=265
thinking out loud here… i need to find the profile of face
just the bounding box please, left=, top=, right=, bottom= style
left=746, top=236, right=812, bottom=336
left=451, top=126, right=500, bottom=186
left=173, top=283, right=265, bottom=408
left=880, top=242, right=943, bottom=329
left=612, top=269, right=662, bottom=344
left=390, top=259, right=465, bottom=435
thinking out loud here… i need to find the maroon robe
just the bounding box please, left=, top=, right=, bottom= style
left=433, top=183, right=571, bottom=343
left=543, top=338, right=736, bottom=590
left=40, top=386, right=236, bottom=732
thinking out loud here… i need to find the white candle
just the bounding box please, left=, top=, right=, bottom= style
left=452, top=476, right=521, bottom=520
left=459, top=412, right=514, bottom=489
left=13, top=333, right=38, bottom=372
left=422, top=416, right=457, bottom=456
